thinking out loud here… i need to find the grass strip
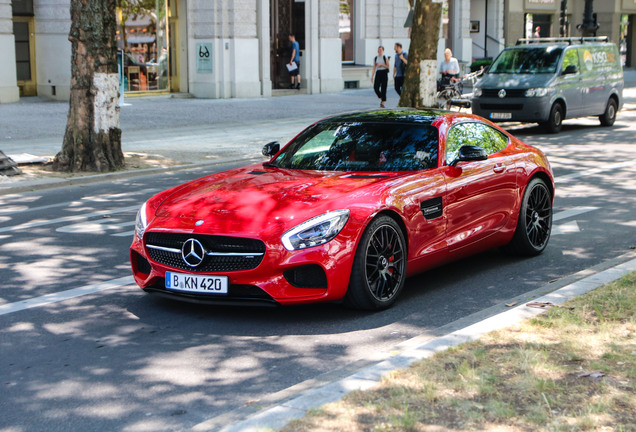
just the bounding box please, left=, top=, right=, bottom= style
left=280, top=272, right=636, bottom=431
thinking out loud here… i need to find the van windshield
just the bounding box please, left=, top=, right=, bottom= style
left=489, top=47, right=564, bottom=74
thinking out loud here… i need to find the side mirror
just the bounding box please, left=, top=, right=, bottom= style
left=562, top=64, right=578, bottom=75
left=262, top=141, right=280, bottom=157
left=450, top=145, right=488, bottom=166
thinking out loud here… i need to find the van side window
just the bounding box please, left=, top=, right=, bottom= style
left=446, top=123, right=509, bottom=163
left=562, top=49, right=579, bottom=73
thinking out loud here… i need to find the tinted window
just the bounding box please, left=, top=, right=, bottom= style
left=274, top=122, right=439, bottom=171
left=490, top=47, right=563, bottom=74
left=562, top=48, right=580, bottom=72
left=446, top=122, right=509, bottom=162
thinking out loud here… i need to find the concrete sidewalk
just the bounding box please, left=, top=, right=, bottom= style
left=2, top=69, right=635, bottom=168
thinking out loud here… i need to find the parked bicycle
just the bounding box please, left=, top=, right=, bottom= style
left=436, top=69, right=484, bottom=111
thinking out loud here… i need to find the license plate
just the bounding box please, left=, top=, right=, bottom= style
left=490, top=112, right=512, bottom=120
left=165, top=271, right=228, bottom=295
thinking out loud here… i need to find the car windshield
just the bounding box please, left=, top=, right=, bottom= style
left=271, top=122, right=439, bottom=172
left=489, top=46, right=563, bottom=74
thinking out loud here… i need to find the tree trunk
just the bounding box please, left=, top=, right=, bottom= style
left=53, top=0, right=123, bottom=173
left=398, top=0, right=443, bottom=108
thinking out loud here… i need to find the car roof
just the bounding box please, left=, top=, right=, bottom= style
left=317, top=108, right=451, bottom=125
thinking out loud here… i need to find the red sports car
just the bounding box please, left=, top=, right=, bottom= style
left=130, top=110, right=554, bottom=310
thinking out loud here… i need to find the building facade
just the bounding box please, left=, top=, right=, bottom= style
left=3, top=0, right=560, bottom=104
left=3, top=0, right=417, bottom=103
left=505, top=0, right=636, bottom=68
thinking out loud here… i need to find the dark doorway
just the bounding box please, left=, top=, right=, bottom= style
left=525, top=13, right=552, bottom=38
left=270, top=0, right=304, bottom=89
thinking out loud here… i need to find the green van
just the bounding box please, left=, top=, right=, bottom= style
left=471, top=37, right=624, bottom=133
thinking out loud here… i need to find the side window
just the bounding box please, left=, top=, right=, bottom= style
left=446, top=123, right=509, bottom=163
left=562, top=48, right=579, bottom=73
left=480, top=125, right=509, bottom=154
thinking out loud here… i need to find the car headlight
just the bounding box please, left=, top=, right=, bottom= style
left=135, top=201, right=148, bottom=239
left=281, top=209, right=350, bottom=251
left=524, top=87, right=552, bottom=97
left=472, top=87, right=482, bottom=97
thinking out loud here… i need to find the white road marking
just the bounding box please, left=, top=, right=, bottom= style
left=0, top=205, right=139, bottom=234
left=552, top=207, right=598, bottom=222
left=0, top=276, right=135, bottom=317
left=56, top=219, right=136, bottom=234
left=0, top=188, right=157, bottom=216
left=552, top=220, right=580, bottom=236
left=112, top=230, right=135, bottom=237
left=555, top=160, right=633, bottom=182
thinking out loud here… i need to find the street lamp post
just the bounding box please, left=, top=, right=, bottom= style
left=577, top=0, right=599, bottom=37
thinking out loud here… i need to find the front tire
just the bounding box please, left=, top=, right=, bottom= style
left=503, top=178, right=552, bottom=256
left=541, top=103, right=563, bottom=134
left=345, top=216, right=407, bottom=310
left=599, top=98, right=617, bottom=127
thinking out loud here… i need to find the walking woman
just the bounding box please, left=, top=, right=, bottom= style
left=371, top=46, right=390, bottom=108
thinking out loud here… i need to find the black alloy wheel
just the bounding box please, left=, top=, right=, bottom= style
left=345, top=216, right=407, bottom=310
left=599, top=98, right=617, bottom=127
left=503, top=178, right=552, bottom=256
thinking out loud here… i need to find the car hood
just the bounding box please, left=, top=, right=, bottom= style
left=477, top=73, right=552, bottom=90
left=150, top=164, right=397, bottom=236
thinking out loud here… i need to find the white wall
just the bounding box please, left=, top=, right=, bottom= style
left=0, top=0, right=19, bottom=103
left=34, top=0, right=71, bottom=100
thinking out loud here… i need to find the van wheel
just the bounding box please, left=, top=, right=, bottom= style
left=541, top=103, right=563, bottom=134
left=599, top=98, right=617, bottom=127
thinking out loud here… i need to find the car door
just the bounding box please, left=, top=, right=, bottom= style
left=578, top=46, right=608, bottom=115
left=442, top=121, right=518, bottom=252
left=557, top=47, right=583, bottom=117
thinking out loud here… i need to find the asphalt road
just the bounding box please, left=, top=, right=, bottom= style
left=1, top=111, right=636, bottom=431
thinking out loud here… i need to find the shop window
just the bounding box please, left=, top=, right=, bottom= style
left=12, top=0, right=34, bottom=16
left=117, top=0, right=170, bottom=92
left=340, top=0, right=354, bottom=63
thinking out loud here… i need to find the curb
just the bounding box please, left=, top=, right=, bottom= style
left=199, top=250, right=636, bottom=432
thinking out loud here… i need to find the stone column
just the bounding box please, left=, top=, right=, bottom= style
left=304, top=0, right=320, bottom=94
left=34, top=0, right=72, bottom=100
left=0, top=0, right=19, bottom=103
left=257, top=0, right=271, bottom=96
left=452, top=0, right=472, bottom=66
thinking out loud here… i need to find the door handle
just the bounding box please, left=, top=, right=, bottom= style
left=493, top=163, right=506, bottom=173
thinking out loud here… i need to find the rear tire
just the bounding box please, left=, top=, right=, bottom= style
left=599, top=98, right=617, bottom=127
left=503, top=178, right=552, bottom=256
left=541, top=103, right=563, bottom=134
left=344, top=216, right=407, bottom=311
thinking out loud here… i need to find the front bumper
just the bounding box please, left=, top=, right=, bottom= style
left=471, top=96, right=552, bottom=123
left=129, top=228, right=359, bottom=306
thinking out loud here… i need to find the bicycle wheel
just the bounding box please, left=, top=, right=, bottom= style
left=437, top=89, right=461, bottom=110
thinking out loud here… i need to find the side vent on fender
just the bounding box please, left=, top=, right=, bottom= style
left=420, top=197, right=443, bottom=220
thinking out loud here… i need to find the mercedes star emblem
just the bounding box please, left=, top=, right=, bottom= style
left=498, top=89, right=506, bottom=99
left=182, top=238, right=205, bottom=267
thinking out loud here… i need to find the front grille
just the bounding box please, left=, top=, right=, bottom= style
left=482, top=89, right=526, bottom=98
left=145, top=232, right=266, bottom=272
